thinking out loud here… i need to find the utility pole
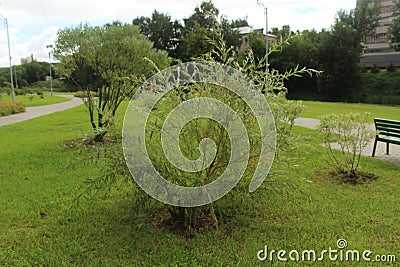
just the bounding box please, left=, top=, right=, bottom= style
left=257, top=1, right=268, bottom=75
left=0, top=15, right=15, bottom=101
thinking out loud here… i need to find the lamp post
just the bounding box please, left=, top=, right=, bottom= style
left=0, top=15, right=15, bottom=101
left=257, top=0, right=268, bottom=75
left=46, top=44, right=53, bottom=96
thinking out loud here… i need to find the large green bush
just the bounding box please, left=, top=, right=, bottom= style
left=77, top=19, right=318, bottom=237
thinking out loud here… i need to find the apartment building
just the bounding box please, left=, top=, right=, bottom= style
left=359, top=0, right=400, bottom=67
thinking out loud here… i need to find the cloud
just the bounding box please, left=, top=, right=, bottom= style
left=0, top=26, right=58, bottom=66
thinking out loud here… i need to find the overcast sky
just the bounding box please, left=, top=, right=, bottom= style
left=0, top=0, right=357, bottom=67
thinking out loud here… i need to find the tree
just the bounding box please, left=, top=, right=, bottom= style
left=389, top=0, right=400, bottom=50
left=54, top=23, right=171, bottom=141
left=178, top=22, right=216, bottom=62
left=269, top=29, right=323, bottom=99
left=177, top=1, right=247, bottom=61
left=175, top=1, right=220, bottom=61
left=270, top=25, right=294, bottom=40
left=318, top=22, right=363, bottom=101
left=183, top=0, right=219, bottom=32
left=21, top=62, right=49, bottom=85
left=133, top=10, right=183, bottom=57
left=247, top=30, right=267, bottom=60
left=317, top=1, right=381, bottom=102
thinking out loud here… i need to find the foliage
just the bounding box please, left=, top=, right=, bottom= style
left=15, top=88, right=28, bottom=96
left=138, top=22, right=318, bottom=235
left=266, top=2, right=380, bottom=103
left=132, top=1, right=246, bottom=62
left=387, top=63, right=397, bottom=72
left=133, top=10, right=183, bottom=58
left=85, top=78, right=138, bottom=142
left=2, top=99, right=400, bottom=265
left=361, top=69, right=400, bottom=105
left=54, top=23, right=170, bottom=91
left=268, top=93, right=304, bottom=151
left=389, top=0, right=400, bottom=50
left=177, top=22, right=216, bottom=62
left=0, top=101, right=26, bottom=116
left=317, top=113, right=375, bottom=182
left=317, top=2, right=381, bottom=102
left=0, top=62, right=52, bottom=89
left=177, top=2, right=242, bottom=62
left=73, top=90, right=98, bottom=98
left=54, top=22, right=170, bottom=141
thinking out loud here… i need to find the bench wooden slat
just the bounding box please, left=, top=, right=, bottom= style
left=377, top=135, right=400, bottom=144
left=377, top=127, right=400, bottom=134
left=378, top=132, right=400, bottom=138
left=375, top=119, right=400, bottom=129
left=376, top=124, right=400, bottom=131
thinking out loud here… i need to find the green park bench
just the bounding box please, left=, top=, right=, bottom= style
left=372, top=118, right=400, bottom=157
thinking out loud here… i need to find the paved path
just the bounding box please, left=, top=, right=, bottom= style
left=0, top=95, right=83, bottom=127
left=294, top=118, right=400, bottom=166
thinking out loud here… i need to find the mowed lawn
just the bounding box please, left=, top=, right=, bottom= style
left=301, top=101, right=400, bottom=122
left=0, top=94, right=69, bottom=107
left=0, top=101, right=399, bottom=266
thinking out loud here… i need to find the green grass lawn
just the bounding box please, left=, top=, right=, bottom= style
left=301, top=101, right=400, bottom=122
left=0, top=94, right=70, bottom=107
left=0, top=102, right=399, bottom=266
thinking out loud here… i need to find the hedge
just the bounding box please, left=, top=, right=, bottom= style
left=0, top=101, right=26, bottom=117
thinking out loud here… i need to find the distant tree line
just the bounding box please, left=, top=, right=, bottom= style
left=133, top=0, right=400, bottom=104
left=3, top=0, right=398, bottom=104
left=132, top=1, right=248, bottom=61
left=0, top=62, right=54, bottom=89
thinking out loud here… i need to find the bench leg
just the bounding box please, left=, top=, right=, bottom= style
left=386, top=142, right=389, bottom=155
left=372, top=138, right=378, bottom=157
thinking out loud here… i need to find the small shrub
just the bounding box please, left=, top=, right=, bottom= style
left=268, top=92, right=304, bottom=151
left=370, top=64, right=380, bottom=74
left=74, top=90, right=98, bottom=98
left=317, top=113, right=375, bottom=183
left=387, top=63, right=397, bottom=72
left=0, top=101, right=26, bottom=116
left=15, top=88, right=27, bottom=96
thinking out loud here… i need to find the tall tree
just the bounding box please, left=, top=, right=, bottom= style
left=178, top=22, right=216, bottom=62
left=133, top=10, right=183, bottom=57
left=389, top=0, right=400, bottom=50
left=318, top=1, right=381, bottom=102
left=183, top=1, right=219, bottom=32
left=177, top=1, right=246, bottom=61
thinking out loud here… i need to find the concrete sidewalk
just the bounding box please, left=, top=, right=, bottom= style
left=294, top=117, right=400, bottom=166
left=0, top=95, right=83, bottom=127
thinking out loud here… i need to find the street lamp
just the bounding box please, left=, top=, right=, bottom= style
left=0, top=15, right=15, bottom=101
left=257, top=0, right=268, bottom=75
left=46, top=44, right=53, bottom=96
